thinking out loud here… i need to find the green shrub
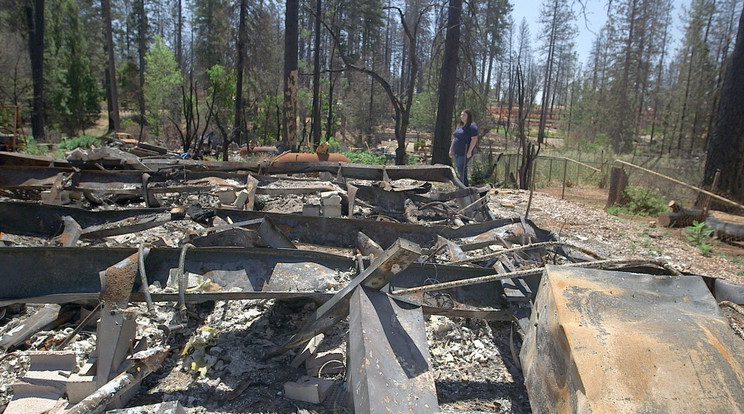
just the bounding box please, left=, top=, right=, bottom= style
left=684, top=220, right=714, bottom=256
left=21, top=137, right=49, bottom=156
left=59, top=135, right=101, bottom=151
left=343, top=150, right=386, bottom=165
left=616, top=186, right=667, bottom=216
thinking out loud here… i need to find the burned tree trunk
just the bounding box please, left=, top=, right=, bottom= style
left=25, top=0, right=45, bottom=140
left=283, top=0, right=299, bottom=151
left=431, top=0, right=462, bottom=166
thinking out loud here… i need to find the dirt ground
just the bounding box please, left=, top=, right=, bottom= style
left=500, top=184, right=744, bottom=282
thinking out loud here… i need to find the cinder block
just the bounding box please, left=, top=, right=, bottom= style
left=234, top=190, right=251, bottom=209
left=66, top=358, right=96, bottom=404
left=302, top=204, right=321, bottom=216
left=217, top=189, right=237, bottom=204
left=283, top=376, right=335, bottom=404
left=7, top=351, right=76, bottom=414
left=322, top=205, right=342, bottom=218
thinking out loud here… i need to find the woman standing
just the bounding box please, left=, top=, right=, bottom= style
left=448, top=109, right=478, bottom=186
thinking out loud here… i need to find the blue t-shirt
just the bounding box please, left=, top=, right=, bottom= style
left=452, top=123, right=478, bottom=156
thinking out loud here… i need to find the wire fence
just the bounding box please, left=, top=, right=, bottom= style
left=475, top=149, right=710, bottom=210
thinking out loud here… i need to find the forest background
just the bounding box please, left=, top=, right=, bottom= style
left=1, top=0, right=744, bottom=200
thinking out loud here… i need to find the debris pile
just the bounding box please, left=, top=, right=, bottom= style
left=0, top=148, right=743, bottom=413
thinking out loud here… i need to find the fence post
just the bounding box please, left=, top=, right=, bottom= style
left=548, top=158, right=553, bottom=183
left=562, top=158, right=568, bottom=199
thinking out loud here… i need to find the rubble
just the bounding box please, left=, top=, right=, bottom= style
left=0, top=149, right=743, bottom=413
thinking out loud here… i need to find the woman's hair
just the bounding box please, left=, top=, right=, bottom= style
left=459, top=109, right=473, bottom=128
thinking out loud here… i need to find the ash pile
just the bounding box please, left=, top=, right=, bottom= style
left=1, top=148, right=744, bottom=414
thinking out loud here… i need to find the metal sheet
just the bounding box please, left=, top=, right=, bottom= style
left=272, top=238, right=422, bottom=353
left=0, top=201, right=166, bottom=237
left=217, top=209, right=523, bottom=249
left=347, top=286, right=438, bottom=413
left=520, top=265, right=744, bottom=413
left=0, top=247, right=506, bottom=310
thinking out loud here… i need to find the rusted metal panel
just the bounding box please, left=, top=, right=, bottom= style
left=521, top=265, right=744, bottom=413
left=347, top=286, right=438, bottom=413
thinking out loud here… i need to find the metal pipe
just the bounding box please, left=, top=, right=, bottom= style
left=177, top=243, right=193, bottom=314
left=138, top=243, right=153, bottom=311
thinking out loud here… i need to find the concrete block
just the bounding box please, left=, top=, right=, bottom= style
left=302, top=204, right=321, bottom=216
left=321, top=192, right=342, bottom=218
left=283, top=376, right=334, bottom=404
left=322, top=205, right=342, bottom=218
left=234, top=190, right=251, bottom=209
left=66, top=358, right=96, bottom=404
left=7, top=351, right=76, bottom=414
left=217, top=189, right=237, bottom=204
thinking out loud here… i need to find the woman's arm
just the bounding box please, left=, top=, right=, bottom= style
left=466, top=135, right=478, bottom=158
left=466, top=124, right=478, bottom=158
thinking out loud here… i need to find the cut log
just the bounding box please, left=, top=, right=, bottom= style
left=706, top=211, right=744, bottom=241
left=657, top=207, right=707, bottom=228
left=668, top=200, right=682, bottom=213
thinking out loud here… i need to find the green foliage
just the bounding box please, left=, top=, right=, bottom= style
left=470, top=161, right=491, bottom=185
left=22, top=137, right=50, bottom=156
left=613, top=186, right=667, bottom=216
left=44, top=0, right=101, bottom=135
left=408, top=92, right=437, bottom=133
left=684, top=221, right=714, bottom=256
left=144, top=36, right=182, bottom=137
left=252, top=93, right=283, bottom=145
left=343, top=150, right=386, bottom=165
left=206, top=63, right=236, bottom=130
left=58, top=134, right=100, bottom=150
left=325, top=137, right=340, bottom=153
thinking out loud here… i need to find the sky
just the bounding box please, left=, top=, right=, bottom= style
left=510, top=0, right=689, bottom=66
